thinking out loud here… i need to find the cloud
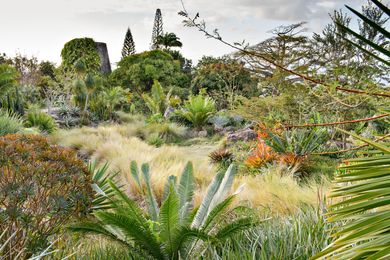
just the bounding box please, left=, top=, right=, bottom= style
left=0, top=0, right=368, bottom=64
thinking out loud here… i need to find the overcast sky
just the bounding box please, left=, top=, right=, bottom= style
left=0, top=0, right=370, bottom=65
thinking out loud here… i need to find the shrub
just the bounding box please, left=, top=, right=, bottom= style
left=60, top=38, right=101, bottom=73
left=0, top=134, right=93, bottom=258
left=176, top=94, right=216, bottom=129
left=111, top=50, right=190, bottom=93
left=25, top=111, right=57, bottom=134
left=136, top=122, right=187, bottom=144
left=0, top=110, right=24, bottom=136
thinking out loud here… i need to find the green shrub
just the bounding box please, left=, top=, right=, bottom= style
left=0, top=110, right=23, bottom=136
left=204, top=208, right=333, bottom=259
left=147, top=133, right=165, bottom=147
left=136, top=122, right=187, bottom=144
left=25, top=111, right=57, bottom=134
left=176, top=94, right=216, bottom=129
left=111, top=50, right=190, bottom=93
left=61, top=38, right=101, bottom=73
left=0, top=134, right=93, bottom=258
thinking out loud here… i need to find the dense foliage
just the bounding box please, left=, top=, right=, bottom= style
left=0, top=134, right=93, bottom=258
left=61, top=38, right=101, bottom=73
left=111, top=50, right=190, bottom=95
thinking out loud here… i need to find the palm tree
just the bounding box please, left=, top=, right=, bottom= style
left=70, top=162, right=253, bottom=259
left=155, top=32, right=183, bottom=50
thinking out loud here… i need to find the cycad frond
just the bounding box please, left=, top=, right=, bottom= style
left=313, top=129, right=390, bottom=259
left=159, top=185, right=180, bottom=257
left=141, top=163, right=159, bottom=221
left=178, top=162, right=195, bottom=219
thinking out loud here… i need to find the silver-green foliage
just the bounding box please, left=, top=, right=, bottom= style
left=0, top=110, right=24, bottom=136
left=70, top=162, right=253, bottom=259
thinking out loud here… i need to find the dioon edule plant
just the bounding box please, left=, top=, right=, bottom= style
left=70, top=161, right=255, bottom=259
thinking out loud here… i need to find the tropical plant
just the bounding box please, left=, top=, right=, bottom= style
left=176, top=93, right=216, bottom=129
left=142, top=80, right=171, bottom=116
left=101, top=86, right=131, bottom=118
left=0, top=134, right=93, bottom=258
left=70, top=162, right=254, bottom=259
left=155, top=32, right=183, bottom=49
left=24, top=111, right=57, bottom=134
left=0, top=109, right=24, bottom=136
left=313, top=130, right=390, bottom=259
left=314, top=1, right=390, bottom=256
left=265, top=128, right=329, bottom=165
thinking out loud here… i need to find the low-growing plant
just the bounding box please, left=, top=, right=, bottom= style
left=0, top=134, right=93, bottom=258
left=24, top=111, right=57, bottom=134
left=136, top=122, right=187, bottom=144
left=209, top=148, right=234, bottom=167
left=204, top=207, right=334, bottom=259
left=247, top=128, right=329, bottom=171
left=176, top=93, right=216, bottom=129
left=0, top=109, right=24, bottom=136
left=70, top=162, right=255, bottom=259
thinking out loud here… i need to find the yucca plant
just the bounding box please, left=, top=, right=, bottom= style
left=176, top=93, right=216, bottom=129
left=70, top=162, right=254, bottom=259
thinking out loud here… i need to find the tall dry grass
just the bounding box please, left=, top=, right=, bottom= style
left=52, top=123, right=329, bottom=215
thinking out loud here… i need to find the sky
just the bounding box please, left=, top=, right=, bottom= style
left=0, top=0, right=370, bottom=66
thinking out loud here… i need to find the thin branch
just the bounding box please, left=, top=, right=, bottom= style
left=179, top=3, right=390, bottom=99
left=284, top=113, right=389, bottom=129
left=313, top=133, right=390, bottom=155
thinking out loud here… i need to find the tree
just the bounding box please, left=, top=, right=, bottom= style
left=122, top=27, right=136, bottom=58
left=235, top=22, right=312, bottom=96
left=61, top=38, right=101, bottom=74
left=110, top=50, right=190, bottom=95
left=156, top=32, right=183, bottom=50
left=192, top=56, right=258, bottom=109
left=151, top=8, right=164, bottom=50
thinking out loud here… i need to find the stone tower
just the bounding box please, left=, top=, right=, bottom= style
left=95, top=42, right=111, bottom=74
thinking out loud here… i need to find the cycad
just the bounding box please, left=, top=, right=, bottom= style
left=70, top=162, right=253, bottom=259
left=176, top=94, right=216, bottom=129
left=313, top=130, right=390, bottom=259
